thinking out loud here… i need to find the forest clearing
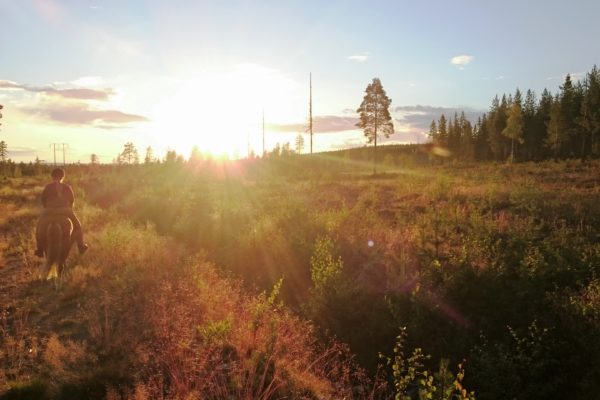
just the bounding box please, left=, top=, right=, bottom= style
left=1, top=156, right=599, bottom=399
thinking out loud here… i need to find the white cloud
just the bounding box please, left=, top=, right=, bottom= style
left=347, top=53, right=370, bottom=62
left=450, top=54, right=474, bottom=69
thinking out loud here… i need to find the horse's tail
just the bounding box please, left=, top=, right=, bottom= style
left=45, top=222, right=63, bottom=279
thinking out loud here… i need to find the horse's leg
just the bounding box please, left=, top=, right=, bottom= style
left=57, top=219, right=73, bottom=282
left=39, top=260, right=50, bottom=281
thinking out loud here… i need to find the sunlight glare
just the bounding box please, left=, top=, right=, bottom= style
left=148, top=64, right=302, bottom=158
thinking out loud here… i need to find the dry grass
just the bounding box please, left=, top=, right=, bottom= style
left=1, top=180, right=368, bottom=398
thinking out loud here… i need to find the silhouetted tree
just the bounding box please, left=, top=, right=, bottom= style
left=579, top=66, right=600, bottom=159
left=164, top=149, right=178, bottom=164
left=559, top=74, right=579, bottom=157
left=0, top=104, right=5, bottom=162
left=0, top=141, right=7, bottom=162
left=144, top=146, right=155, bottom=164
left=190, top=147, right=202, bottom=163
left=545, top=96, right=567, bottom=159
left=437, top=114, right=448, bottom=148
left=356, top=78, right=394, bottom=173
left=473, top=115, right=490, bottom=160
left=428, top=120, right=437, bottom=142
left=281, top=142, right=292, bottom=157
left=270, top=143, right=281, bottom=157
left=488, top=95, right=509, bottom=160
left=536, top=89, right=554, bottom=160
left=522, top=89, right=538, bottom=160
left=120, top=142, right=139, bottom=164
left=90, top=154, right=99, bottom=165
left=189, top=146, right=202, bottom=164
left=448, top=112, right=461, bottom=152
left=459, top=111, right=474, bottom=160
left=295, top=134, right=305, bottom=154
left=429, top=65, right=600, bottom=162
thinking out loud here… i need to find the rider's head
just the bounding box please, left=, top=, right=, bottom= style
left=51, top=168, right=65, bottom=182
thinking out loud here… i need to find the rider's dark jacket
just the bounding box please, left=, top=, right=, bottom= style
left=41, top=182, right=75, bottom=209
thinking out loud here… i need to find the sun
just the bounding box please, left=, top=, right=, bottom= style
left=147, top=64, right=303, bottom=159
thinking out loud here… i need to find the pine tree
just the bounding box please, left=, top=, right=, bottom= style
left=459, top=111, right=474, bottom=161
left=0, top=141, right=7, bottom=162
left=503, top=102, right=524, bottom=163
left=189, top=146, right=202, bottom=164
left=356, top=78, right=394, bottom=173
left=488, top=96, right=508, bottom=160
left=536, top=89, right=554, bottom=160
left=560, top=74, right=579, bottom=157
left=121, top=142, right=139, bottom=164
left=473, top=115, right=488, bottom=160
left=90, top=154, right=99, bottom=164
left=438, top=114, right=448, bottom=148
left=144, top=146, right=155, bottom=164
left=164, top=150, right=177, bottom=163
left=545, top=95, right=568, bottom=159
left=428, top=120, right=437, bottom=142
left=522, top=89, right=537, bottom=160
left=281, top=142, right=292, bottom=157
left=513, top=88, right=523, bottom=107
left=295, top=134, right=305, bottom=154
left=449, top=112, right=461, bottom=153
left=579, top=66, right=600, bottom=159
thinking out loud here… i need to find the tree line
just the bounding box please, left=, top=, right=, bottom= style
left=428, top=66, right=600, bottom=162
left=3, top=65, right=599, bottom=166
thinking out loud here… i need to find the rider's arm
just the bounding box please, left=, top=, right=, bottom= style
left=65, top=184, right=75, bottom=208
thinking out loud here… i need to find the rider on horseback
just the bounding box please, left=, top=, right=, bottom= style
left=34, top=168, right=89, bottom=257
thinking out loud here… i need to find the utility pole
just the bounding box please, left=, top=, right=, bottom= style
left=50, top=143, right=58, bottom=165
left=262, top=109, right=265, bottom=157
left=61, top=143, right=68, bottom=165
left=309, top=73, right=313, bottom=154
left=50, top=143, right=69, bottom=165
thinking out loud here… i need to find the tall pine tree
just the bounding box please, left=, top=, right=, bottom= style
left=356, top=78, right=394, bottom=173
left=579, top=66, right=600, bottom=159
left=545, top=95, right=568, bottom=159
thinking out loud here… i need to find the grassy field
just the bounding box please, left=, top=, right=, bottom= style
left=1, top=156, right=599, bottom=399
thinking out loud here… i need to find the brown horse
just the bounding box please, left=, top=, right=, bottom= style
left=39, top=215, right=73, bottom=282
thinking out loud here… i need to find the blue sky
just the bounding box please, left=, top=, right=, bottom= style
left=1, top=0, right=599, bottom=162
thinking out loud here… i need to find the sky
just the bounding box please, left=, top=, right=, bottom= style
left=1, top=0, right=599, bottom=162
